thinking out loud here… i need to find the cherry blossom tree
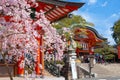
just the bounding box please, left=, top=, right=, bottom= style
left=0, top=0, right=65, bottom=80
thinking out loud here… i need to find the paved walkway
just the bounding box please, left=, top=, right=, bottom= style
left=77, top=63, right=120, bottom=78
left=92, top=63, right=120, bottom=78
left=0, top=76, right=65, bottom=80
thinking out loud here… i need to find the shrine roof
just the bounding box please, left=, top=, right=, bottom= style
left=73, top=26, right=107, bottom=45
left=36, top=0, right=85, bottom=22
left=86, top=26, right=107, bottom=41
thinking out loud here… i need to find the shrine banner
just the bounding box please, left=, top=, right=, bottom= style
left=117, top=45, right=120, bottom=59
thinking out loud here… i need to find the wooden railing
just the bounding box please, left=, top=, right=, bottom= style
left=44, top=60, right=60, bottom=77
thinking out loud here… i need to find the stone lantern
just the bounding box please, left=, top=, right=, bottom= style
left=68, top=36, right=77, bottom=80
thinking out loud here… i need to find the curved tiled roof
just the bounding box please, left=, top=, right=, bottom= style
left=85, top=26, right=107, bottom=41
left=71, top=25, right=107, bottom=41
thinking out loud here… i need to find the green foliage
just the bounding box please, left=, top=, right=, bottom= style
left=76, top=41, right=82, bottom=49
left=104, top=54, right=115, bottom=60
left=49, top=60, right=64, bottom=65
left=63, top=32, right=71, bottom=41
left=112, top=19, right=120, bottom=44
left=52, top=15, right=94, bottom=29
left=94, top=42, right=116, bottom=60
left=56, top=60, right=64, bottom=65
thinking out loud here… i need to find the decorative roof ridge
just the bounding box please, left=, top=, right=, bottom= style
left=37, top=0, right=85, bottom=8
left=85, top=26, right=107, bottom=40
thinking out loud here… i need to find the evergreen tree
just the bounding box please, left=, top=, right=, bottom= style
left=112, top=19, right=120, bottom=45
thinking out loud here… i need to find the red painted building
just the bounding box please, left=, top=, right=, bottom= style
left=72, top=25, right=107, bottom=56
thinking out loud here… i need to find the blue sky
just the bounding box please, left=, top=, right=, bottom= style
left=67, top=0, right=120, bottom=45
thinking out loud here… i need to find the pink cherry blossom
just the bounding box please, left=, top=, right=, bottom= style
left=0, top=0, right=65, bottom=67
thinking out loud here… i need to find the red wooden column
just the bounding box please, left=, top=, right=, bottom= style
left=35, top=37, right=41, bottom=76
left=17, top=55, right=24, bottom=76
left=117, top=45, right=120, bottom=59
left=34, top=26, right=45, bottom=76
left=40, top=35, right=44, bottom=76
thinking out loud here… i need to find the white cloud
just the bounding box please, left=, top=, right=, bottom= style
left=81, top=0, right=97, bottom=5
left=101, top=1, right=108, bottom=7
left=79, top=13, right=92, bottom=22
left=111, top=13, right=120, bottom=18
left=72, top=11, right=95, bottom=22
left=104, top=29, right=116, bottom=45
left=89, top=0, right=97, bottom=4
left=105, top=13, right=120, bottom=24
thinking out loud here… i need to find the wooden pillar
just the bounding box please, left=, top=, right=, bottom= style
left=35, top=37, right=41, bottom=75
left=17, top=56, right=24, bottom=76
left=40, top=35, right=44, bottom=76
left=117, top=45, right=120, bottom=59
left=35, top=35, right=44, bottom=76
left=34, top=26, right=45, bottom=76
